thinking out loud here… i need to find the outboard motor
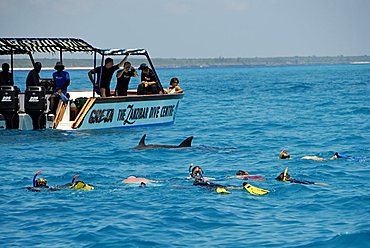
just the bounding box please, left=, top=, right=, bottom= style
left=0, top=86, right=20, bottom=129
left=25, top=86, right=47, bottom=129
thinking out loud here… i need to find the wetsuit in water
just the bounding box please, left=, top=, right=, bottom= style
left=193, top=178, right=226, bottom=189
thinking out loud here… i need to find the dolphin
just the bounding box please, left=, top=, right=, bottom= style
left=133, top=134, right=193, bottom=150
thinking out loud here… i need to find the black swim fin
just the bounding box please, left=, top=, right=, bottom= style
left=178, top=136, right=193, bottom=147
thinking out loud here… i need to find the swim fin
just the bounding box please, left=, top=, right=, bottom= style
left=216, top=187, right=231, bottom=194
left=243, top=182, right=269, bottom=195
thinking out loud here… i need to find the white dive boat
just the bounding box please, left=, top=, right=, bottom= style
left=0, top=38, right=183, bottom=130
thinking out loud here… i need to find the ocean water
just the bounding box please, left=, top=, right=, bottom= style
left=1, top=64, right=370, bottom=247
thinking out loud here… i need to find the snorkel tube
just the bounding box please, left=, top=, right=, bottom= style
left=33, top=170, right=42, bottom=187
left=72, top=175, right=79, bottom=184
left=283, top=167, right=289, bottom=182
left=188, top=164, right=193, bottom=176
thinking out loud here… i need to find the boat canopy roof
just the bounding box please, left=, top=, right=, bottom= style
left=0, top=38, right=147, bottom=56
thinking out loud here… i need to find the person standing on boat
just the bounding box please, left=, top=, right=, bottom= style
left=0, top=63, right=14, bottom=86
left=88, top=56, right=127, bottom=97
left=115, top=61, right=138, bottom=96
left=49, top=62, right=70, bottom=114
left=26, top=62, right=42, bottom=87
left=137, top=63, right=160, bottom=95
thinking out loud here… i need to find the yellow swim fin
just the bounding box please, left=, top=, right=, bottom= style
left=283, top=167, right=289, bottom=182
left=243, top=183, right=269, bottom=195
left=216, top=187, right=231, bottom=194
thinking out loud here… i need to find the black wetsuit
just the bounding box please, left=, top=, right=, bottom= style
left=94, top=65, right=119, bottom=96
left=0, top=71, right=13, bottom=86
left=116, top=69, right=136, bottom=96
left=137, top=69, right=159, bottom=95
left=26, top=186, right=59, bottom=192
left=193, top=180, right=224, bottom=189
left=26, top=69, right=40, bottom=87
left=288, top=179, right=315, bottom=185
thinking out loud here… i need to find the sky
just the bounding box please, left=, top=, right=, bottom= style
left=0, top=0, right=369, bottom=58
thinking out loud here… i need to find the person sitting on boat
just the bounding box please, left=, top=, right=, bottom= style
left=137, top=63, right=160, bottom=95
left=0, top=63, right=14, bottom=86
left=26, top=62, right=42, bottom=87
left=115, top=61, right=138, bottom=96
left=88, top=56, right=127, bottom=97
left=279, top=149, right=291, bottom=159
left=49, top=62, right=70, bottom=114
left=164, top=77, right=183, bottom=94
left=275, top=167, right=328, bottom=186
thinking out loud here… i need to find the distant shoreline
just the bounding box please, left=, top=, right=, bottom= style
left=10, top=62, right=370, bottom=71
left=2, top=55, right=370, bottom=70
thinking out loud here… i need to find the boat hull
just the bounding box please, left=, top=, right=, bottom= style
left=66, top=94, right=183, bottom=130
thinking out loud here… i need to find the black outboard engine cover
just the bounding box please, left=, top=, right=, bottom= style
left=0, top=86, right=20, bottom=129
left=25, top=86, right=46, bottom=113
left=25, top=86, right=46, bottom=129
left=0, top=86, right=19, bottom=114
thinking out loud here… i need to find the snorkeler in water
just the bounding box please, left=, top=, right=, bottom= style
left=27, top=171, right=94, bottom=192
left=122, top=176, right=157, bottom=184
left=301, top=152, right=349, bottom=161
left=279, top=149, right=291, bottom=159
left=275, top=167, right=328, bottom=186
left=68, top=175, right=94, bottom=190
left=188, top=164, right=215, bottom=181
left=192, top=172, right=240, bottom=192
left=27, top=171, right=58, bottom=192
left=229, top=170, right=266, bottom=181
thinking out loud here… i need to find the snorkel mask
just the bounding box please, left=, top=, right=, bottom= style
left=279, top=149, right=291, bottom=159
left=189, top=164, right=204, bottom=178
left=36, top=178, right=47, bottom=187
left=33, top=170, right=48, bottom=187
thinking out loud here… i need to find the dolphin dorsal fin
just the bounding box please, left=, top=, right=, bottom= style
left=139, top=134, right=147, bottom=146
left=179, top=136, right=193, bottom=147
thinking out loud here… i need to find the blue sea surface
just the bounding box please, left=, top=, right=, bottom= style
left=1, top=64, right=370, bottom=247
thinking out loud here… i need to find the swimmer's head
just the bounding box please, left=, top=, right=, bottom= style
left=191, top=166, right=204, bottom=178
left=275, top=172, right=290, bottom=181
left=236, top=170, right=248, bottom=176
left=35, top=178, right=47, bottom=187
left=330, top=152, right=339, bottom=160
left=70, top=181, right=94, bottom=190
left=140, top=182, right=146, bottom=187
left=279, top=150, right=291, bottom=159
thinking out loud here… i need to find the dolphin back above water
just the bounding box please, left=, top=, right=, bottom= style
left=133, top=134, right=193, bottom=150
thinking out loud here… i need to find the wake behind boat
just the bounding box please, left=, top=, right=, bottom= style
left=0, top=38, right=183, bottom=130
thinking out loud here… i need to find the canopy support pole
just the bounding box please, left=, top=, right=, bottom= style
left=28, top=52, right=35, bottom=67
left=99, top=52, right=105, bottom=96
left=145, top=51, right=164, bottom=94
left=93, top=51, right=97, bottom=97
left=10, top=50, right=14, bottom=75
left=59, top=48, right=63, bottom=63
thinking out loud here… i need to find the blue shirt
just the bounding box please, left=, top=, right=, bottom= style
left=52, top=71, right=70, bottom=94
